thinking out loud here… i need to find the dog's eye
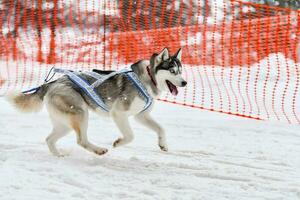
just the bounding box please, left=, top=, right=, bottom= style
left=169, top=69, right=175, bottom=74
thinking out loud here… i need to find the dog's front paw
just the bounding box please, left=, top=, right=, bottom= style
left=93, top=148, right=108, bottom=155
left=58, top=149, right=71, bottom=157
left=52, top=152, right=68, bottom=157
left=159, top=138, right=168, bottom=152
left=113, top=138, right=122, bottom=148
left=159, top=144, right=168, bottom=152
left=50, top=149, right=69, bottom=157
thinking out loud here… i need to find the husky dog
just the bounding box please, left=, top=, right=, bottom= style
left=7, top=48, right=187, bottom=157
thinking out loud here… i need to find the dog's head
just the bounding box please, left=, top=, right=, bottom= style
left=150, top=48, right=187, bottom=96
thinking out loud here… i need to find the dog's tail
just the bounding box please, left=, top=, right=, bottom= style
left=6, top=85, right=48, bottom=113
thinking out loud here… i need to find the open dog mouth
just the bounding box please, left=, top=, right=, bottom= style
left=166, top=80, right=178, bottom=96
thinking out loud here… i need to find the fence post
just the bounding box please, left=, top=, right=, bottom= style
left=297, top=13, right=300, bottom=62
left=103, top=0, right=106, bottom=70
left=47, top=0, right=57, bottom=64
left=36, top=0, right=43, bottom=62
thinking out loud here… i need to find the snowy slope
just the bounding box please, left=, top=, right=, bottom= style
left=0, top=97, right=300, bottom=200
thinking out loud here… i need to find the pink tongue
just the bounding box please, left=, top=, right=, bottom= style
left=170, top=84, right=178, bottom=96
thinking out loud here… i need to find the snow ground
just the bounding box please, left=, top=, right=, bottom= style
left=0, top=98, right=300, bottom=200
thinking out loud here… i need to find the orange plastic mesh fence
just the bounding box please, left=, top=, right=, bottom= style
left=0, top=0, right=300, bottom=124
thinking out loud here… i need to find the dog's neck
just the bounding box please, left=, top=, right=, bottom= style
left=131, top=60, right=161, bottom=98
left=146, top=66, right=157, bottom=87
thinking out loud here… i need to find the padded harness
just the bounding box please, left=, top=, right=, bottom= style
left=23, top=68, right=153, bottom=113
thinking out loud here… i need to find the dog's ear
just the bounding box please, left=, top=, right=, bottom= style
left=174, top=48, right=182, bottom=61
left=155, top=48, right=169, bottom=65
left=159, top=48, right=169, bottom=61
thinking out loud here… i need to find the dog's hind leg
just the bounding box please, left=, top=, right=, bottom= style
left=72, top=112, right=108, bottom=156
left=135, top=113, right=168, bottom=152
left=46, top=122, right=71, bottom=157
left=111, top=111, right=134, bottom=148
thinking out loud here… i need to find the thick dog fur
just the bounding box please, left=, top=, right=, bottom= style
left=7, top=48, right=187, bottom=157
left=6, top=91, right=43, bottom=113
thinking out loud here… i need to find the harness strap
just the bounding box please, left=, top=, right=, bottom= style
left=53, top=68, right=153, bottom=113
left=22, top=86, right=41, bottom=94
left=84, top=71, right=104, bottom=80
left=90, top=69, right=128, bottom=88
left=53, top=68, right=110, bottom=112
left=124, top=71, right=153, bottom=112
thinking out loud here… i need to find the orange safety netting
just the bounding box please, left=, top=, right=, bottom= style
left=0, top=0, right=300, bottom=124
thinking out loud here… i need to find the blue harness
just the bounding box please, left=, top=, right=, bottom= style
left=23, top=68, right=153, bottom=113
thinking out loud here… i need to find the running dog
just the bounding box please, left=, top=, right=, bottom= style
left=7, top=48, right=187, bottom=157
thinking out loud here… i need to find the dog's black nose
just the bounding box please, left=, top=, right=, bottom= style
left=181, top=81, right=187, bottom=87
